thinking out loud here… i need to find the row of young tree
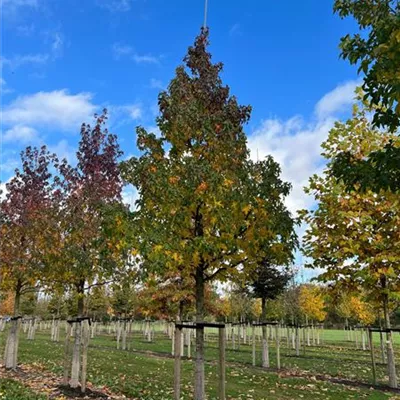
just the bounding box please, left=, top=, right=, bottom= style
left=1, top=0, right=400, bottom=393
left=3, top=281, right=397, bottom=330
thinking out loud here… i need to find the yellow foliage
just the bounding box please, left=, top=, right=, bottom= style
left=299, top=285, right=327, bottom=322
left=349, top=296, right=376, bottom=325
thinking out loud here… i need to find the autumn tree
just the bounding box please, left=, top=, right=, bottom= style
left=110, top=282, right=137, bottom=318
left=348, top=295, right=376, bottom=326
left=122, top=29, right=280, bottom=398
left=247, top=159, right=297, bottom=368
left=332, top=1, right=400, bottom=191
left=298, top=284, right=327, bottom=324
left=249, top=156, right=298, bottom=318
left=87, top=286, right=110, bottom=321
left=50, top=111, right=130, bottom=390
left=0, top=146, right=58, bottom=369
left=0, top=292, right=14, bottom=316
left=302, top=103, right=400, bottom=387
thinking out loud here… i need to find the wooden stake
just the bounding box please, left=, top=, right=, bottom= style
left=219, top=327, right=226, bottom=400
left=62, top=323, right=71, bottom=385
left=368, top=329, right=377, bottom=385
left=173, top=326, right=182, bottom=400
left=252, top=325, right=256, bottom=366
left=81, top=320, right=90, bottom=393
left=275, top=324, right=280, bottom=370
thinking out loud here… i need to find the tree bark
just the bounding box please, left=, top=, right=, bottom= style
left=4, top=282, right=22, bottom=369
left=70, top=282, right=85, bottom=389
left=261, top=297, right=269, bottom=368
left=194, top=264, right=205, bottom=400
left=383, top=292, right=397, bottom=388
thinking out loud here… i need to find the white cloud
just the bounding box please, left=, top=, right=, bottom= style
left=112, top=43, right=133, bottom=59
left=0, top=181, right=9, bottom=201
left=112, top=43, right=160, bottom=64
left=248, top=80, right=358, bottom=217
left=144, top=125, right=161, bottom=138
left=315, top=80, right=359, bottom=119
left=2, top=90, right=97, bottom=131
left=2, top=29, right=65, bottom=71
left=0, top=157, right=19, bottom=175
left=122, top=185, right=138, bottom=210
left=3, top=125, right=40, bottom=144
left=229, top=23, right=241, bottom=37
left=0, top=78, right=13, bottom=94
left=51, top=32, right=64, bottom=56
left=16, top=24, right=35, bottom=36
left=149, top=78, right=164, bottom=90
left=132, top=54, right=159, bottom=64
left=1, top=0, right=38, bottom=13
left=1, top=53, right=49, bottom=69
left=109, top=104, right=142, bottom=125
left=49, top=139, right=76, bottom=164
left=97, top=0, right=132, bottom=12
left=2, top=0, right=38, bottom=6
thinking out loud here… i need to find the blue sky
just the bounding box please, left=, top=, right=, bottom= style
left=1, top=0, right=361, bottom=277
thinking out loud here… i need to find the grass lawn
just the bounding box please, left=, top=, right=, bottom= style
left=1, top=326, right=400, bottom=399
left=0, top=379, right=46, bottom=400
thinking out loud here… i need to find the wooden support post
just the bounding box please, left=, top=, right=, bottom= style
left=275, top=324, right=280, bottom=370
left=187, top=329, right=191, bottom=358
left=355, top=328, right=359, bottom=349
left=252, top=325, right=256, bottom=366
left=380, top=330, right=386, bottom=364
left=286, top=326, right=290, bottom=350
left=81, top=320, right=90, bottom=393
left=62, top=323, right=72, bottom=385
left=173, top=326, right=182, bottom=400
left=368, top=329, right=377, bottom=385
left=171, top=328, right=175, bottom=356
left=219, top=327, right=226, bottom=400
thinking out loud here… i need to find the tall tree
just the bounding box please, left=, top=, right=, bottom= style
left=332, top=1, right=400, bottom=191
left=122, top=29, right=281, bottom=399
left=302, top=103, right=400, bottom=387
left=0, top=146, right=58, bottom=369
left=50, top=111, right=127, bottom=389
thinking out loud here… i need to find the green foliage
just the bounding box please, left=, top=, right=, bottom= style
left=19, top=292, right=38, bottom=316
left=87, top=286, right=110, bottom=321
left=302, top=103, right=400, bottom=315
left=110, top=282, right=137, bottom=317
left=333, top=1, right=400, bottom=191
left=334, top=0, right=400, bottom=131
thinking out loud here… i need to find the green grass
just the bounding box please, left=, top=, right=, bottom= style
left=1, top=327, right=399, bottom=399
left=0, top=379, right=46, bottom=400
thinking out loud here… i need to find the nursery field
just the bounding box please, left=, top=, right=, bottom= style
left=1, top=327, right=400, bottom=399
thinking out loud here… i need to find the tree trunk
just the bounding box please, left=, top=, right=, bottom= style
left=70, top=283, right=85, bottom=389
left=383, top=293, right=397, bottom=389
left=4, top=283, right=22, bottom=369
left=194, top=265, right=205, bottom=400
left=261, top=297, right=269, bottom=368
left=379, top=317, right=386, bottom=364
left=295, top=326, right=300, bottom=356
